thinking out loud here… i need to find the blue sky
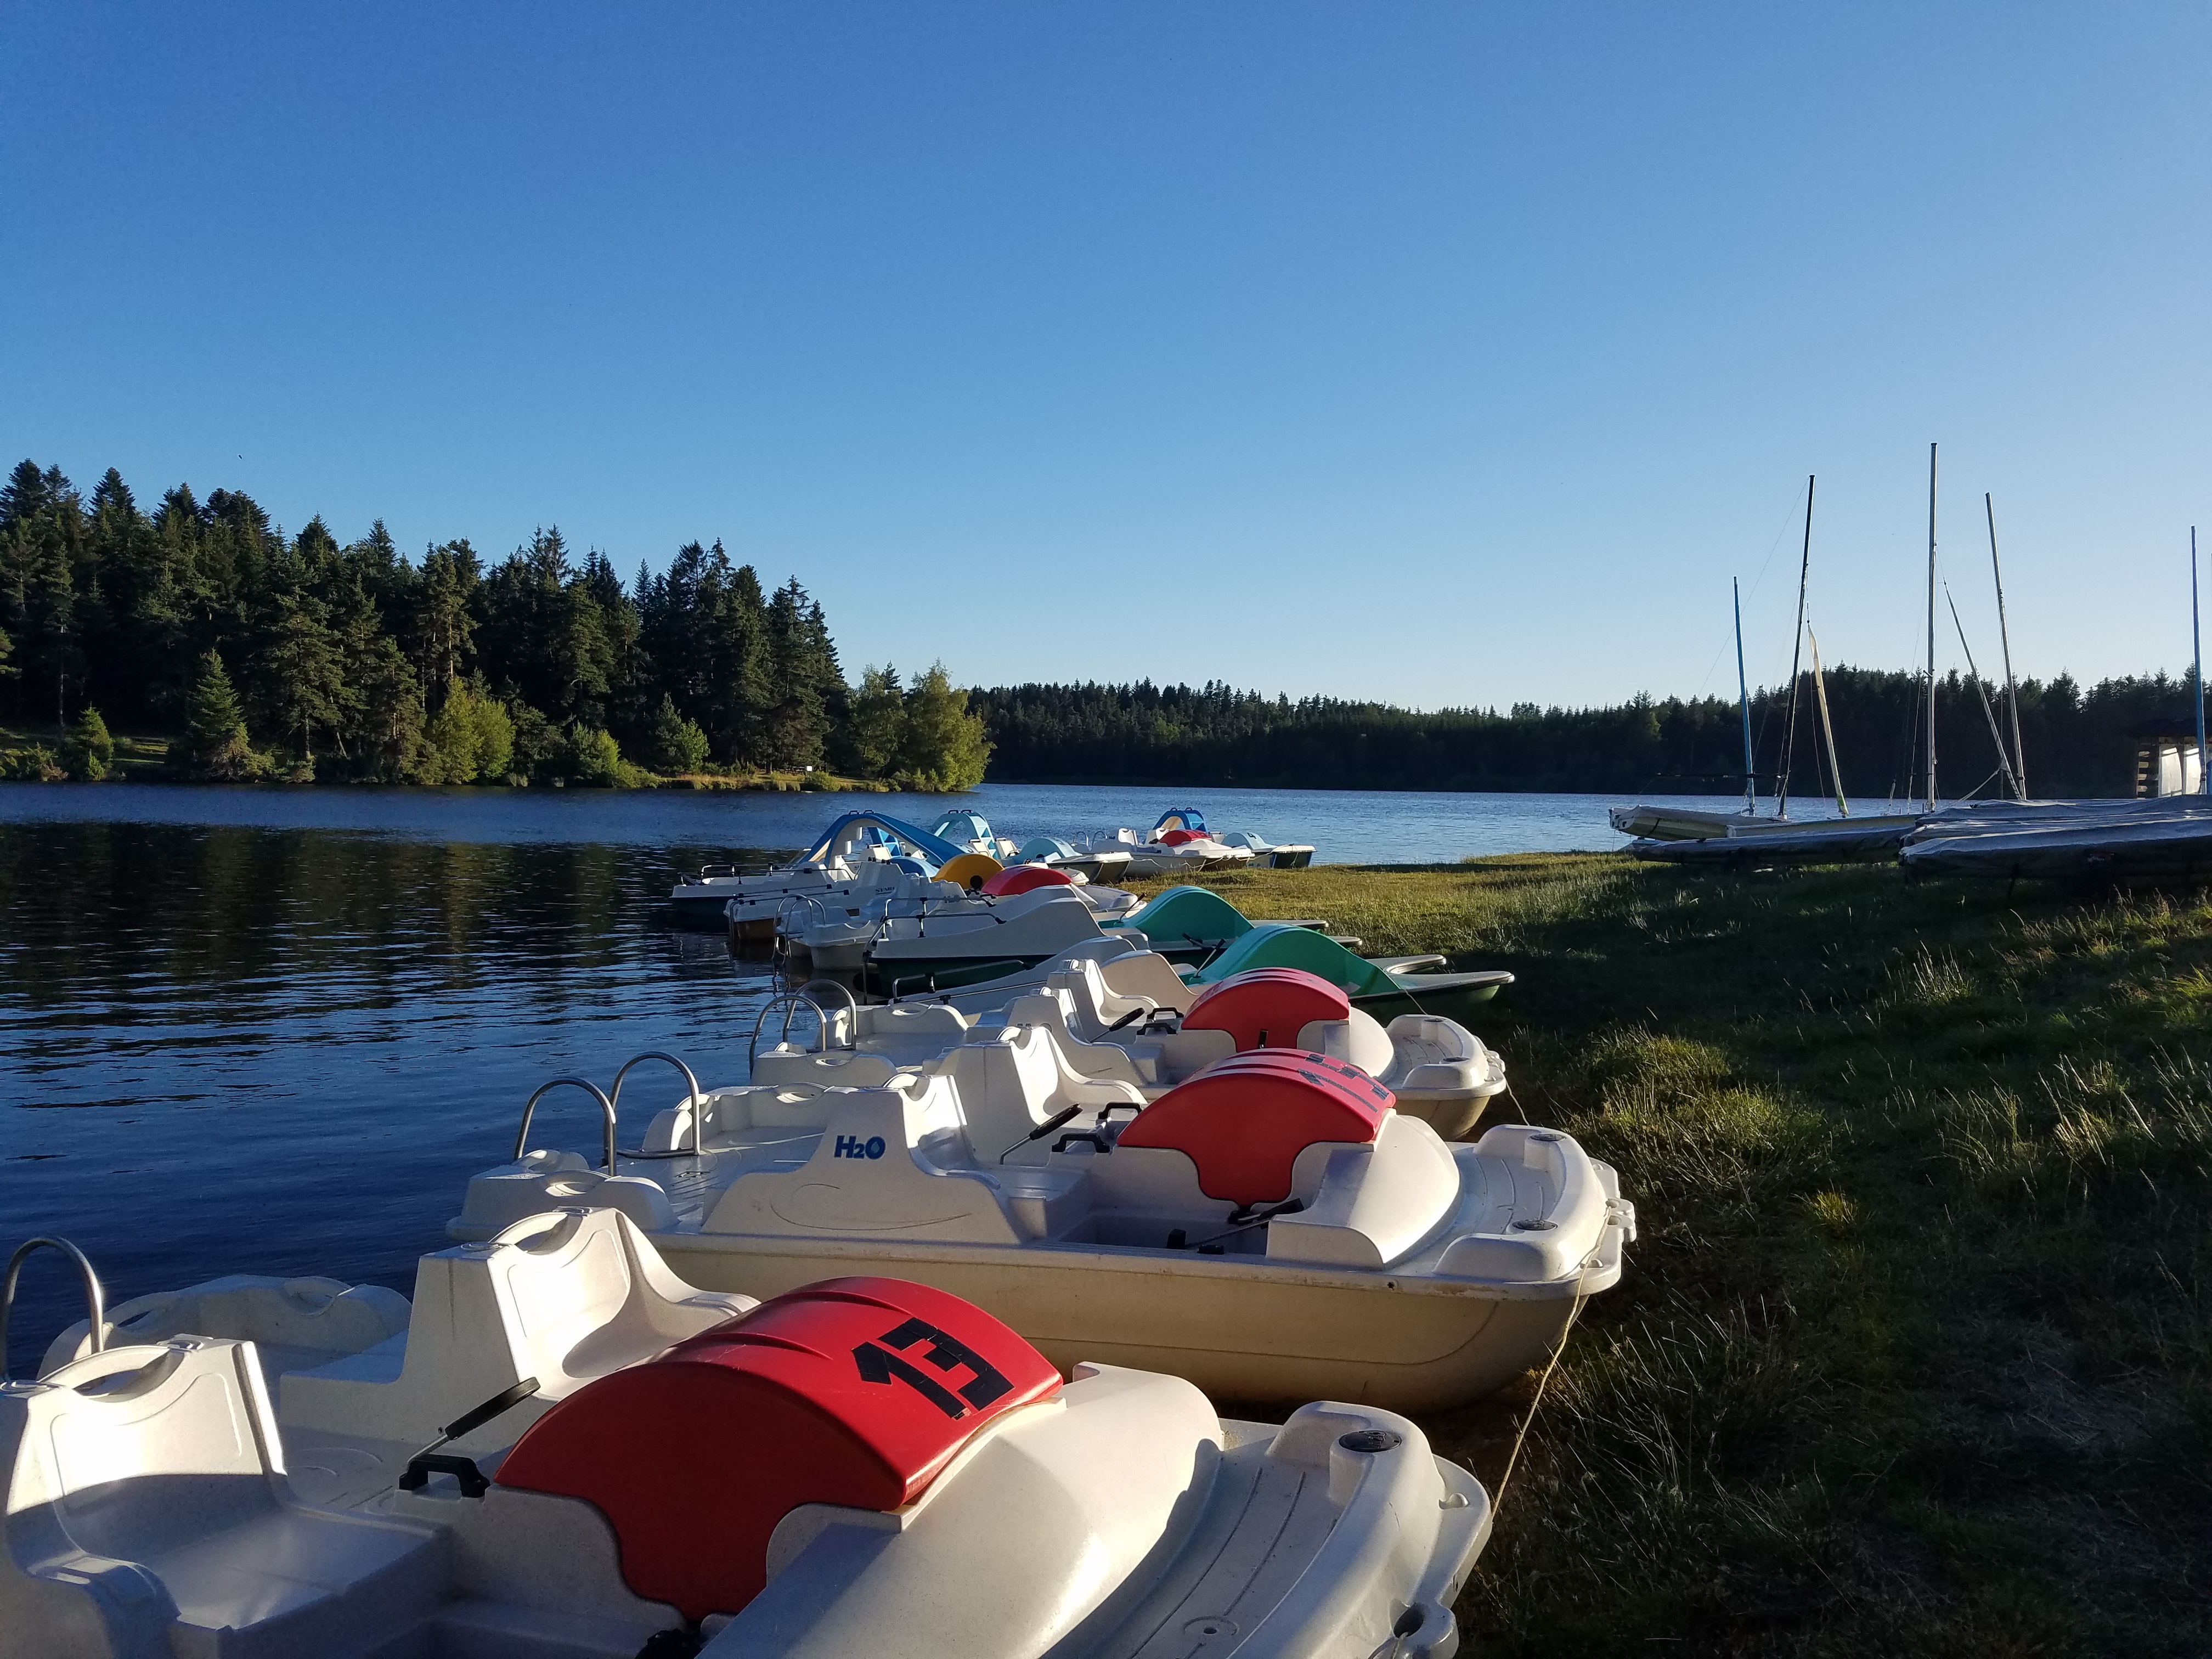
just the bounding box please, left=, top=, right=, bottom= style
left=4, top=3, right=2206, bottom=708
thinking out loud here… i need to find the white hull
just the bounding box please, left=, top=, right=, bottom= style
left=6, top=1211, right=1492, bottom=1659
left=649, top=1218, right=1621, bottom=1410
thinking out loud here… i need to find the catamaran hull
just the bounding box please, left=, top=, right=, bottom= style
left=645, top=1225, right=1621, bottom=1412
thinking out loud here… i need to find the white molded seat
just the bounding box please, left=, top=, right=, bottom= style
left=1, top=1338, right=439, bottom=1659
left=281, top=1209, right=752, bottom=1450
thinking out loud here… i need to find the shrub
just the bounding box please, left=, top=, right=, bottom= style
left=62, top=707, right=114, bottom=781
left=646, top=695, right=710, bottom=776
left=564, top=724, right=633, bottom=787
left=1, top=745, right=63, bottom=781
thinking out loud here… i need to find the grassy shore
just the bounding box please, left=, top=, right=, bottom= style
left=0, top=723, right=886, bottom=791
left=1130, top=856, right=2211, bottom=1656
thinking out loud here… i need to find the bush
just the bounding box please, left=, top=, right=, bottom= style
left=506, top=699, right=560, bottom=780
left=895, top=662, right=992, bottom=792
left=62, top=707, right=114, bottom=781
left=646, top=695, right=710, bottom=776
left=421, top=680, right=517, bottom=784
left=1, top=745, right=63, bottom=782
left=563, top=724, right=642, bottom=787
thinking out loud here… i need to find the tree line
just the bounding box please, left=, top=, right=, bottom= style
left=972, top=667, right=2199, bottom=800
left=4, top=456, right=2185, bottom=801
left=0, top=459, right=989, bottom=789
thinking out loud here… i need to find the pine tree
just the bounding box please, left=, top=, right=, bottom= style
left=706, top=562, right=771, bottom=765
left=848, top=665, right=905, bottom=778
left=354, top=635, right=428, bottom=781
left=179, top=651, right=259, bottom=780
left=411, top=540, right=479, bottom=710
left=24, top=505, right=81, bottom=729
left=262, top=590, right=347, bottom=763
left=63, top=706, right=112, bottom=781
left=761, top=577, right=828, bottom=770
left=646, top=693, right=709, bottom=775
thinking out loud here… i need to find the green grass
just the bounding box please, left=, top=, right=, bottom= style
left=1132, top=856, right=2212, bottom=1655
left=0, top=720, right=170, bottom=774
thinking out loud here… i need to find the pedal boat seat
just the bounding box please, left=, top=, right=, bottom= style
left=0, top=1337, right=438, bottom=1655
left=1114, top=1049, right=1391, bottom=1205
left=494, top=1276, right=1060, bottom=1622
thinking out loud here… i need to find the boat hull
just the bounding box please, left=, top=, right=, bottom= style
left=646, top=1228, right=1611, bottom=1411
left=1352, top=971, right=1511, bottom=1026
left=726, top=909, right=777, bottom=943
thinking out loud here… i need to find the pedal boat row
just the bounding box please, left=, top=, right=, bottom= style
left=2, top=1212, right=1483, bottom=1658
left=673, top=809, right=1316, bottom=937
left=452, top=966, right=1632, bottom=1412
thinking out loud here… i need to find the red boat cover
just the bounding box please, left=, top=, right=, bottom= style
left=1155, top=827, right=1204, bottom=845
left=495, top=1276, right=1062, bottom=1621
left=1115, top=1049, right=1392, bottom=1205
left=980, top=864, right=1076, bottom=896
left=1182, top=967, right=1351, bottom=1051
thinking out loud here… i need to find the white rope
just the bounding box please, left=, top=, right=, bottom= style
left=1482, top=1082, right=1603, bottom=1516
left=1490, top=1247, right=1598, bottom=1514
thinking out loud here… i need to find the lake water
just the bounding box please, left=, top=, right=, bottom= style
left=0, top=780, right=1893, bottom=1366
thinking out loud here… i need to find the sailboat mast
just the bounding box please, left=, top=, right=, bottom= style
left=1735, top=577, right=1756, bottom=815
left=2195, top=527, right=2205, bottom=795
left=1775, top=475, right=1814, bottom=820
left=1947, top=586, right=2020, bottom=800
left=1808, top=627, right=1848, bottom=817
left=1925, top=443, right=1939, bottom=811
left=1987, top=493, right=2026, bottom=797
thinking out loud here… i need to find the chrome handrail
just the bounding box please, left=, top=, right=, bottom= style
left=608, top=1052, right=707, bottom=1160
left=2, top=1237, right=106, bottom=1380
left=748, top=992, right=828, bottom=1067
left=512, top=1077, right=619, bottom=1173
left=794, top=980, right=859, bottom=1049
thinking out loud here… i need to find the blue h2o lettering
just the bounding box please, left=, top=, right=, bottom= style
left=834, top=1133, right=887, bottom=1160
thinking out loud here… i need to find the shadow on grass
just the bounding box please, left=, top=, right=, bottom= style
left=1153, top=856, right=2212, bottom=1656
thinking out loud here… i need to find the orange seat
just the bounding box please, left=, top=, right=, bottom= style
left=1182, top=967, right=1350, bottom=1051
left=1115, top=1049, right=1392, bottom=1205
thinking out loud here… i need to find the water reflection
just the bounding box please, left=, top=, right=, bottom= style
left=0, top=822, right=781, bottom=1365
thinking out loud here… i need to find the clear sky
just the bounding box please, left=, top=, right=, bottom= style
left=4, top=3, right=2206, bottom=709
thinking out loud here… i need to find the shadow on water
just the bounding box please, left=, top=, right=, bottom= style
left=0, top=821, right=786, bottom=1367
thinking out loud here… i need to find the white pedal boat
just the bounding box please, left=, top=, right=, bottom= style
left=1217, top=831, right=1318, bottom=869
left=755, top=961, right=1509, bottom=1138
left=2, top=1218, right=1489, bottom=1659
left=928, top=807, right=1018, bottom=860
left=781, top=870, right=1146, bottom=975
left=451, top=1042, right=1633, bottom=1409
left=1071, top=827, right=1216, bottom=878
left=1011, top=835, right=1135, bottom=886
left=669, top=811, right=973, bottom=938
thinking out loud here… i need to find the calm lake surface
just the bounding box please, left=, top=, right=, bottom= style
left=0, top=780, right=1892, bottom=1363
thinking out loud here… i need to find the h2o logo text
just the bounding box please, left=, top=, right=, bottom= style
left=833, top=1133, right=887, bottom=1160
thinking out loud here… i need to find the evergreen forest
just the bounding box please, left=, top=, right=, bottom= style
left=977, top=668, right=2199, bottom=800
left=2, top=456, right=2190, bottom=800
left=0, top=460, right=990, bottom=790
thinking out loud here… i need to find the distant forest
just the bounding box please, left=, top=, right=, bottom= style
left=977, top=668, right=2194, bottom=801
left=0, top=460, right=988, bottom=789
left=1, top=456, right=2187, bottom=799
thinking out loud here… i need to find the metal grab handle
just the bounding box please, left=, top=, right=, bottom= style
left=608, top=1052, right=707, bottom=1160
left=748, top=993, right=828, bottom=1067
left=2, top=1237, right=106, bottom=1380
left=794, top=981, right=859, bottom=1051
left=512, top=1077, right=618, bottom=1173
